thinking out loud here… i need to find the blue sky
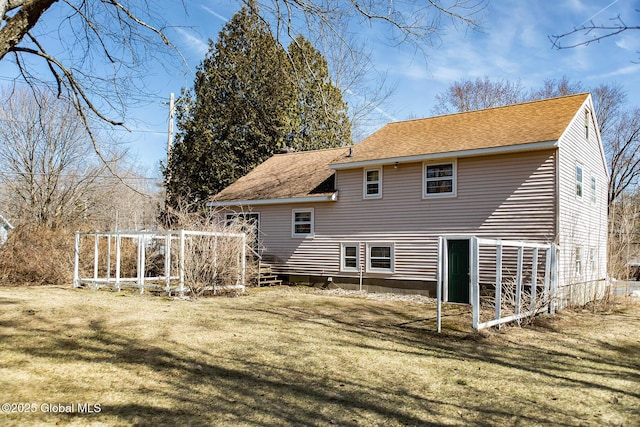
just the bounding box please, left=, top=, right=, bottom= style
left=2, top=0, right=640, bottom=177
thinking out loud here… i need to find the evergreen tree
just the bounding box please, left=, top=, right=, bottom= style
left=165, top=5, right=351, bottom=208
left=287, top=35, right=351, bottom=151
left=166, top=4, right=296, bottom=206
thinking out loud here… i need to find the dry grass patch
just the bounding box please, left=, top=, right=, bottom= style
left=0, top=286, right=638, bottom=426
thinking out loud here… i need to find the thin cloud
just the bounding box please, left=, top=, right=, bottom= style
left=174, top=27, right=208, bottom=56
left=201, top=6, right=228, bottom=22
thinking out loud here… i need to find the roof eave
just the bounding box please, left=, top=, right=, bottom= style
left=329, top=140, right=559, bottom=170
left=207, top=192, right=339, bottom=207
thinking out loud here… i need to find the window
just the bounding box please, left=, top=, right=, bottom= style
left=424, top=161, right=456, bottom=197
left=589, top=248, right=597, bottom=276
left=367, top=244, right=394, bottom=272
left=585, top=108, right=590, bottom=140
left=591, top=176, right=597, bottom=204
left=341, top=243, right=359, bottom=272
left=226, top=213, right=260, bottom=250
left=292, top=209, right=313, bottom=237
left=575, top=246, right=583, bottom=277
left=575, top=165, right=583, bottom=198
left=364, top=168, right=382, bottom=198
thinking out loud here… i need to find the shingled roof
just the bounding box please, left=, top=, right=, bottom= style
left=210, top=94, right=589, bottom=204
left=211, top=147, right=350, bottom=204
left=331, top=93, right=589, bottom=167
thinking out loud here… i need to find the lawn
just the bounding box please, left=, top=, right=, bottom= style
left=0, top=286, right=638, bottom=426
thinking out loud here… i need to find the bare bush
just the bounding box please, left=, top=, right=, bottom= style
left=162, top=205, right=258, bottom=298
left=480, top=278, right=554, bottom=327
left=0, top=226, right=74, bottom=286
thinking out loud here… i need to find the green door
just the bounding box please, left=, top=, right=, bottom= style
left=447, top=239, right=470, bottom=303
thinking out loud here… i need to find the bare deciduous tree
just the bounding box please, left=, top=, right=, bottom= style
left=0, top=1, right=487, bottom=147
left=0, top=1, right=178, bottom=147
left=605, top=107, right=640, bottom=205
left=549, top=11, right=640, bottom=59
left=0, top=87, right=128, bottom=228
left=431, top=76, right=527, bottom=115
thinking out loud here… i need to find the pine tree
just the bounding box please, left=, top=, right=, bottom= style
left=165, top=5, right=351, bottom=208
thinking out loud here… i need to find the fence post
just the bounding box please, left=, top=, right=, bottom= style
left=106, top=235, right=112, bottom=284
left=137, top=235, right=145, bottom=294
left=179, top=230, right=185, bottom=297
left=93, top=233, right=99, bottom=289
left=530, top=247, right=539, bottom=312
left=164, top=232, right=172, bottom=294
left=515, top=245, right=524, bottom=315
left=115, top=233, right=121, bottom=292
left=495, top=241, right=502, bottom=328
left=241, top=233, right=246, bottom=288
left=471, top=237, right=480, bottom=330
left=550, top=244, right=559, bottom=314
left=436, top=236, right=443, bottom=333
left=73, top=232, right=80, bottom=288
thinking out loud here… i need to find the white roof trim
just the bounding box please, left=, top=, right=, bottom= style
left=208, top=192, right=338, bottom=207
left=329, top=140, right=559, bottom=170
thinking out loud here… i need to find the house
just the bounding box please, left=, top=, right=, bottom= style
left=210, top=93, right=609, bottom=309
left=0, top=213, right=13, bottom=245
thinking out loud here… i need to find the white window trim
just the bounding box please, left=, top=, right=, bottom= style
left=588, top=247, right=597, bottom=278
left=291, top=208, right=314, bottom=238
left=575, top=246, right=583, bottom=278
left=340, top=242, right=360, bottom=272
left=423, top=160, right=457, bottom=199
left=363, top=167, right=382, bottom=199
left=575, top=164, right=583, bottom=199
left=590, top=175, right=597, bottom=204
left=366, top=243, right=394, bottom=273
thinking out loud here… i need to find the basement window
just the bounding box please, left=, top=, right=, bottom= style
left=367, top=243, right=394, bottom=272
left=341, top=243, right=359, bottom=272
left=575, top=246, right=583, bottom=277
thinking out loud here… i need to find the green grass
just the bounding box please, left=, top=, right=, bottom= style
left=0, top=286, right=638, bottom=426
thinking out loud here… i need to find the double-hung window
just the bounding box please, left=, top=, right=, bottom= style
left=364, top=168, right=382, bottom=199
left=576, top=165, right=583, bottom=198
left=367, top=243, right=394, bottom=272
left=424, top=161, right=456, bottom=197
left=575, top=246, right=583, bottom=277
left=341, top=243, right=359, bottom=272
left=591, top=175, right=597, bottom=204
left=292, top=209, right=314, bottom=237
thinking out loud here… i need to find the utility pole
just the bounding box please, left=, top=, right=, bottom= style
left=167, top=92, right=175, bottom=159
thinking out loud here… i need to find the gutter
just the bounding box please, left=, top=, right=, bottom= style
left=329, top=140, right=559, bottom=170
left=208, top=192, right=338, bottom=207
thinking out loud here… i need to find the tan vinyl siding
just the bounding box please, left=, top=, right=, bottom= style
left=556, top=101, right=608, bottom=304
left=238, top=149, right=558, bottom=284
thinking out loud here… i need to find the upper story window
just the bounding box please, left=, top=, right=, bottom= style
left=591, top=175, right=597, bottom=204
left=364, top=168, right=382, bottom=199
left=585, top=108, right=590, bottom=140
left=424, top=161, right=456, bottom=198
left=576, top=165, right=583, bottom=198
left=292, top=209, right=314, bottom=237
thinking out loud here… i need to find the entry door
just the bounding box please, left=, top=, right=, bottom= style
left=447, top=239, right=470, bottom=303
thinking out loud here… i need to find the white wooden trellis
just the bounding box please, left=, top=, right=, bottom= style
left=436, top=236, right=558, bottom=332
left=73, top=229, right=246, bottom=295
